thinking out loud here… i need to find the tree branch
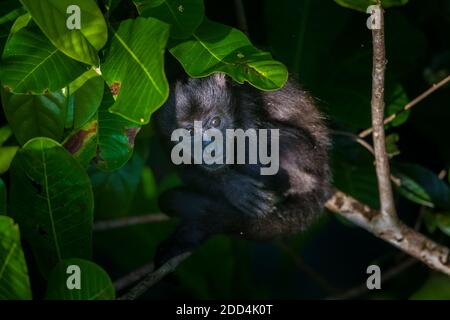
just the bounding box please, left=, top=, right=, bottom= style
left=325, top=191, right=450, bottom=275
left=370, top=5, right=398, bottom=222
left=94, top=213, right=169, bottom=231
left=118, top=252, right=191, bottom=300
left=114, top=261, right=155, bottom=292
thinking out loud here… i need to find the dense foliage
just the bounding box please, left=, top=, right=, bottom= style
left=0, top=0, right=449, bottom=299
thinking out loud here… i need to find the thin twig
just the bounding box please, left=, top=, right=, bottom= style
left=359, top=74, right=450, bottom=138
left=327, top=257, right=417, bottom=300
left=234, top=0, right=249, bottom=35
left=370, top=5, right=397, bottom=221
left=276, top=241, right=339, bottom=294
left=94, top=213, right=169, bottom=231
left=118, top=252, right=191, bottom=300
left=114, top=261, right=155, bottom=292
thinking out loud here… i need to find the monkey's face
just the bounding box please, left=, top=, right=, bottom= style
left=171, top=73, right=237, bottom=171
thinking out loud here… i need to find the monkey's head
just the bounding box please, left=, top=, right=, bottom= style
left=157, top=73, right=238, bottom=171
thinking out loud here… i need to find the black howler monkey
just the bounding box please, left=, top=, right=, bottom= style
left=155, top=73, right=331, bottom=265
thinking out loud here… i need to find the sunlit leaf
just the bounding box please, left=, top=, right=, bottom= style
left=0, top=28, right=86, bottom=94
left=20, top=0, right=107, bottom=65
left=102, top=17, right=170, bottom=124
left=170, top=19, right=288, bottom=91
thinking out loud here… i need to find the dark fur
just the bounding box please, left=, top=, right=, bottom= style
left=155, top=73, right=331, bottom=264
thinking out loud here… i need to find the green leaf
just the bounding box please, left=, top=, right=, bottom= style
left=0, top=216, right=32, bottom=299
left=45, top=258, right=115, bottom=300
left=135, top=0, right=204, bottom=39
left=70, top=72, right=105, bottom=129
left=1, top=89, right=68, bottom=145
left=63, top=119, right=98, bottom=168
left=170, top=19, right=288, bottom=91
left=96, top=91, right=140, bottom=171
left=0, top=146, right=19, bottom=174
left=0, top=179, right=5, bottom=216
left=0, top=28, right=86, bottom=94
left=334, top=0, right=409, bottom=12
left=410, top=273, right=450, bottom=300
left=393, top=163, right=450, bottom=209
left=9, top=138, right=94, bottom=277
left=9, top=13, right=32, bottom=35
left=102, top=17, right=170, bottom=125
left=64, top=90, right=141, bottom=171
left=20, top=0, right=108, bottom=65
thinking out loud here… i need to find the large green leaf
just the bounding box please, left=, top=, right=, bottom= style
left=0, top=216, right=32, bottom=299
left=170, top=19, right=288, bottom=91
left=0, top=179, right=5, bottom=216
left=1, top=89, right=68, bottom=145
left=334, top=0, right=409, bottom=12
left=0, top=28, right=86, bottom=94
left=9, top=138, right=94, bottom=276
left=135, top=0, right=204, bottom=39
left=20, top=0, right=108, bottom=65
left=45, top=258, right=115, bottom=300
left=102, top=17, right=169, bottom=124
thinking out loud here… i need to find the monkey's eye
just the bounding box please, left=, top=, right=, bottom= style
left=210, top=116, right=221, bottom=128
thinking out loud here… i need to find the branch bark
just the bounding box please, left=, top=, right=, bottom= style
left=118, top=252, right=191, bottom=300
left=370, top=5, right=398, bottom=223
left=94, top=213, right=169, bottom=231
left=114, top=261, right=155, bottom=292
left=325, top=191, right=450, bottom=275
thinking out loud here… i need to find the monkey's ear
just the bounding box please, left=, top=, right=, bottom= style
left=212, top=72, right=228, bottom=87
